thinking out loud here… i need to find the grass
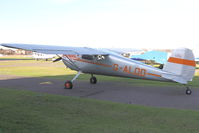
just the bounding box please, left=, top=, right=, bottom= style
left=0, top=60, right=74, bottom=76
left=0, top=66, right=75, bottom=77
left=0, top=60, right=41, bottom=66
left=195, top=69, right=199, bottom=76
left=0, top=55, right=33, bottom=60
left=0, top=88, right=199, bottom=133
left=196, top=64, right=199, bottom=69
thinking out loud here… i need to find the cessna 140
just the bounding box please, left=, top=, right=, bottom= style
left=1, top=43, right=196, bottom=95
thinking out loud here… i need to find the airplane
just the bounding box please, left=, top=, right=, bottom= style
left=0, top=43, right=196, bottom=95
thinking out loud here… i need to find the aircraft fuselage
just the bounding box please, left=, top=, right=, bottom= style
left=62, top=54, right=171, bottom=82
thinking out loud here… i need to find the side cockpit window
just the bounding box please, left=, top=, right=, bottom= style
left=81, top=55, right=106, bottom=61
left=82, top=55, right=94, bottom=60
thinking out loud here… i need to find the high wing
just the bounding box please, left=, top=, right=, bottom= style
left=0, top=43, right=109, bottom=55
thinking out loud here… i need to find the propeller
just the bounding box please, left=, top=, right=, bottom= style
left=53, top=57, right=62, bottom=62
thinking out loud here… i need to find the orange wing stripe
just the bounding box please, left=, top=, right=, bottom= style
left=168, top=57, right=196, bottom=67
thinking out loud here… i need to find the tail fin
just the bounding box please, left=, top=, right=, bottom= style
left=162, top=48, right=196, bottom=84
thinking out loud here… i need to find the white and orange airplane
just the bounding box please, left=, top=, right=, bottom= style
left=1, top=43, right=196, bottom=95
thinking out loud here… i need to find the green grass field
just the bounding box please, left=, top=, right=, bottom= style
left=196, top=64, right=199, bottom=69
left=0, top=88, right=199, bottom=133
left=0, top=55, right=33, bottom=60
left=1, top=59, right=199, bottom=133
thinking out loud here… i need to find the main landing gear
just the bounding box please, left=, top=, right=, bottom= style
left=90, top=74, right=97, bottom=84
left=185, top=86, right=192, bottom=95
left=64, top=72, right=97, bottom=89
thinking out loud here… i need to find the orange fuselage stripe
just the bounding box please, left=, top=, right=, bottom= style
left=146, top=73, right=161, bottom=77
left=168, top=57, right=196, bottom=67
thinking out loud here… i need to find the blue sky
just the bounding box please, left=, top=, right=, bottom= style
left=0, top=0, right=199, bottom=49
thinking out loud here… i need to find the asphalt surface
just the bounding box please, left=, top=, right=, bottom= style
left=1, top=75, right=199, bottom=110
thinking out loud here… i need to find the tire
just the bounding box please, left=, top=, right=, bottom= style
left=159, top=64, right=164, bottom=69
left=186, top=89, right=192, bottom=95
left=64, top=81, right=73, bottom=89
left=90, top=76, right=97, bottom=84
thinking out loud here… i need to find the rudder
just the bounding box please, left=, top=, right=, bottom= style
left=162, top=48, right=196, bottom=84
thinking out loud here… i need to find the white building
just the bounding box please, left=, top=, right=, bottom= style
left=32, top=52, right=56, bottom=61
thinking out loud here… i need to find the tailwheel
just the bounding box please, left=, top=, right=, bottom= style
left=64, top=81, right=73, bottom=89
left=90, top=76, right=97, bottom=84
left=186, top=87, right=192, bottom=95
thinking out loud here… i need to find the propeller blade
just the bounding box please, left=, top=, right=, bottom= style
left=53, top=57, right=62, bottom=62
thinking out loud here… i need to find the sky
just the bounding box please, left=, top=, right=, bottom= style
left=0, top=0, right=199, bottom=49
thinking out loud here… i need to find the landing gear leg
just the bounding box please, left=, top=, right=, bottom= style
left=64, top=71, right=82, bottom=89
left=90, top=74, right=97, bottom=84
left=185, top=86, right=192, bottom=95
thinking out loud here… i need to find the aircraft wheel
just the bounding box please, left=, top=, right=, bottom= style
left=186, top=88, right=192, bottom=95
left=64, top=81, right=73, bottom=89
left=90, top=76, right=97, bottom=84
